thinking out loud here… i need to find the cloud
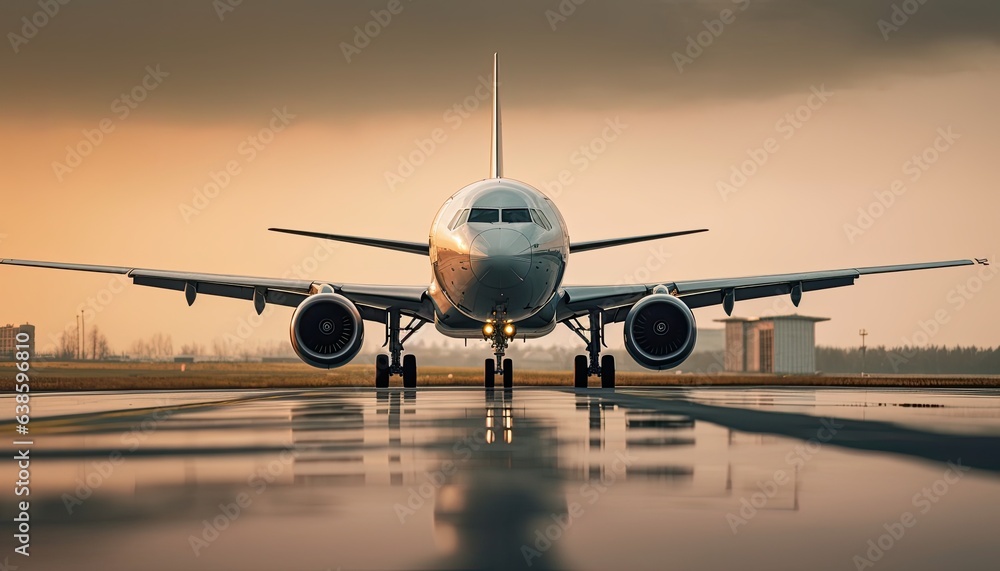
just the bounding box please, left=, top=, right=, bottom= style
left=1, top=0, right=997, bottom=122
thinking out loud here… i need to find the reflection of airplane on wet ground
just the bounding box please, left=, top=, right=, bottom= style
left=1, top=53, right=988, bottom=388
left=15, top=387, right=1000, bottom=570
left=282, top=388, right=999, bottom=571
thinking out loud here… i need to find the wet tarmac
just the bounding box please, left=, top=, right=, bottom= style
left=4, top=386, right=1000, bottom=570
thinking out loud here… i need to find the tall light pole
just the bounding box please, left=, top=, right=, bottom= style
left=80, top=310, right=85, bottom=361
left=859, top=328, right=868, bottom=377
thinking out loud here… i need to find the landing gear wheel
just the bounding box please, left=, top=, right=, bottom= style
left=375, top=354, right=390, bottom=388
left=574, top=355, right=588, bottom=388
left=601, top=355, right=616, bottom=389
left=503, top=358, right=513, bottom=389
left=402, top=354, right=417, bottom=388
left=485, top=359, right=495, bottom=388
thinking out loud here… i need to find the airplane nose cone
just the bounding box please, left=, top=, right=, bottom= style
left=470, top=228, right=532, bottom=289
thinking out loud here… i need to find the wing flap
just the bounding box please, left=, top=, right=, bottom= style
left=131, top=269, right=315, bottom=292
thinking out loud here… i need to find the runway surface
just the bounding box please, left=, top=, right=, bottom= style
left=4, top=386, right=1000, bottom=570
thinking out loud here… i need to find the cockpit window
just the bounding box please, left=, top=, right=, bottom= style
left=464, top=207, right=550, bottom=226
left=468, top=208, right=499, bottom=223
left=501, top=208, right=532, bottom=223
left=532, top=209, right=552, bottom=230
left=448, top=209, right=470, bottom=230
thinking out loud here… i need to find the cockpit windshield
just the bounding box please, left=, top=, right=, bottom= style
left=468, top=208, right=499, bottom=223
left=501, top=208, right=532, bottom=223
left=457, top=206, right=551, bottom=229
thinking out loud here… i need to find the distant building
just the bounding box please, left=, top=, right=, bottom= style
left=693, top=328, right=725, bottom=354
left=0, top=323, right=35, bottom=359
left=716, top=315, right=829, bottom=374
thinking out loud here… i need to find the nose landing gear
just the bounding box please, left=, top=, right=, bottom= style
left=483, top=313, right=516, bottom=388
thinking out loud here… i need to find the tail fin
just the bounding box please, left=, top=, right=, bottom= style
left=490, top=52, right=503, bottom=179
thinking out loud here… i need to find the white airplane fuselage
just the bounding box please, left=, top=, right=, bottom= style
left=428, top=178, right=569, bottom=338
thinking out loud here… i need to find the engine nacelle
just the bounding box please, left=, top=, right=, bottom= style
left=289, top=293, right=364, bottom=369
left=623, top=293, right=697, bottom=370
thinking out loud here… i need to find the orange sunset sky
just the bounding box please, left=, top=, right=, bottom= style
left=1, top=0, right=997, bottom=356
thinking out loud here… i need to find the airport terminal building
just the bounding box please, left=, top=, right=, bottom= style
left=717, top=314, right=829, bottom=374
left=0, top=323, right=35, bottom=359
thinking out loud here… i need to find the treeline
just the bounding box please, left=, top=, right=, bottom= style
left=128, top=333, right=174, bottom=360
left=816, top=345, right=1000, bottom=375
left=57, top=326, right=111, bottom=360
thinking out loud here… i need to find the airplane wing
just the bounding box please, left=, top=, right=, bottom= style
left=559, top=258, right=988, bottom=322
left=0, top=258, right=433, bottom=321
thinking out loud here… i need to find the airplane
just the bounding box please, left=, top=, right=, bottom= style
left=1, top=54, right=989, bottom=389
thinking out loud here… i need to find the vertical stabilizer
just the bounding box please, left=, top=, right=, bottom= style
left=490, top=53, right=503, bottom=179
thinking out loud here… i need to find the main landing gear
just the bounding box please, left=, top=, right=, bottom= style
left=565, top=309, right=615, bottom=389
left=375, top=309, right=424, bottom=389
left=482, top=314, right=517, bottom=389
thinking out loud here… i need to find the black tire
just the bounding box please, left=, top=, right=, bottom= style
left=375, top=354, right=390, bottom=388
left=601, top=354, right=616, bottom=389
left=503, top=358, right=513, bottom=389
left=574, top=355, right=588, bottom=388
left=485, top=359, right=495, bottom=388
left=402, top=354, right=417, bottom=388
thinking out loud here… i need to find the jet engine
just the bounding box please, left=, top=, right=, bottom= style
left=289, top=293, right=364, bottom=369
left=623, top=293, right=697, bottom=370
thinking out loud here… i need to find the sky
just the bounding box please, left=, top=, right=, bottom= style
left=1, top=0, right=998, bottom=357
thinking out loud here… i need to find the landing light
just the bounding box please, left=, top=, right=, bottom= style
left=502, top=323, right=516, bottom=339
left=482, top=322, right=495, bottom=338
